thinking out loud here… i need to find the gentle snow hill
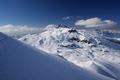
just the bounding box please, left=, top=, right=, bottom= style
left=19, top=25, right=120, bottom=80
left=0, top=32, right=109, bottom=80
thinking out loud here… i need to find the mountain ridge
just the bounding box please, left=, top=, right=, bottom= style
left=19, top=25, right=120, bottom=80
left=1, top=32, right=108, bottom=80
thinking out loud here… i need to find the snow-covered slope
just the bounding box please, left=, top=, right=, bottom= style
left=0, top=32, right=109, bottom=80
left=19, top=25, right=120, bottom=80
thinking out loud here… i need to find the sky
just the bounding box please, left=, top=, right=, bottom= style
left=0, top=0, right=120, bottom=27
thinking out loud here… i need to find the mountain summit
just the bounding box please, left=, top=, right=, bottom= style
left=19, top=25, right=120, bottom=80
left=0, top=32, right=105, bottom=80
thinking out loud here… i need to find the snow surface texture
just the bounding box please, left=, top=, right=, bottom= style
left=19, top=25, right=120, bottom=80
left=0, top=32, right=108, bottom=80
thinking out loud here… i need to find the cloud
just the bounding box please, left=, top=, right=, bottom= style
left=0, top=24, right=43, bottom=37
left=62, top=16, right=73, bottom=20
left=75, top=17, right=117, bottom=29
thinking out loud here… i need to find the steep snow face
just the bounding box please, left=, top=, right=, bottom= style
left=19, top=25, right=120, bottom=80
left=0, top=32, right=108, bottom=80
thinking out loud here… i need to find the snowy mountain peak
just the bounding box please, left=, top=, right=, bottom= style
left=1, top=32, right=108, bottom=80
left=44, top=24, right=69, bottom=30
left=19, top=26, right=120, bottom=80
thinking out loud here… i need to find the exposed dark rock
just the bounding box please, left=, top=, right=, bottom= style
left=69, top=37, right=80, bottom=42
left=68, top=29, right=78, bottom=33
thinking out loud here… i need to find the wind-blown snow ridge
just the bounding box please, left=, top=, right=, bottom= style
left=19, top=25, right=120, bottom=80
